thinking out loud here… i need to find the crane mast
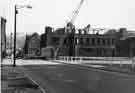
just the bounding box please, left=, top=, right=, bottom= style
left=54, top=0, right=85, bottom=58
left=70, top=0, right=84, bottom=24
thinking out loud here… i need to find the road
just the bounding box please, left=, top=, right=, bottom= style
left=17, top=60, right=135, bottom=93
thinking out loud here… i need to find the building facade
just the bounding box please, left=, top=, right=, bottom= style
left=74, top=34, right=117, bottom=57
left=41, top=26, right=122, bottom=57
left=0, top=17, right=6, bottom=59
left=116, top=30, right=135, bottom=57
left=23, top=26, right=135, bottom=58
left=24, top=33, right=41, bottom=57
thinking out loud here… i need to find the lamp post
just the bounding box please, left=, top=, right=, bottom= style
left=13, top=5, right=32, bottom=67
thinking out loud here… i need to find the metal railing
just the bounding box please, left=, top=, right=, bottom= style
left=57, top=56, right=135, bottom=68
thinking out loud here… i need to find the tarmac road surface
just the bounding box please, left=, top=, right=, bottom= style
left=19, top=61, right=135, bottom=93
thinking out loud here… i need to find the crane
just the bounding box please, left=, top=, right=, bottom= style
left=54, top=0, right=85, bottom=58
left=69, top=0, right=85, bottom=24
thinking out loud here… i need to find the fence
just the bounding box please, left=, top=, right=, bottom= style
left=57, top=56, right=135, bottom=68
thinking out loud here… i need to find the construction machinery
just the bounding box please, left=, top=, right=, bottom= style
left=54, top=0, right=85, bottom=58
left=69, top=0, right=85, bottom=25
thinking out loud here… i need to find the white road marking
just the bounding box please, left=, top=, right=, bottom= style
left=19, top=66, right=46, bottom=93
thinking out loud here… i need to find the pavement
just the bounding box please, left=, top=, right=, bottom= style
left=1, top=64, right=43, bottom=93
left=2, top=59, right=60, bottom=65
left=2, top=59, right=135, bottom=93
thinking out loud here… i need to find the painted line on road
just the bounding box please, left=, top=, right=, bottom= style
left=18, top=66, right=46, bottom=93
left=49, top=60, right=135, bottom=78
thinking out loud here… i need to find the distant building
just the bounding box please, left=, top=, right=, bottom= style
left=116, top=29, right=135, bottom=57
left=41, top=26, right=135, bottom=57
left=0, top=17, right=7, bottom=59
left=40, top=26, right=121, bottom=57
left=23, top=33, right=41, bottom=57
left=23, top=26, right=135, bottom=58
left=40, top=26, right=53, bottom=48
left=75, top=34, right=118, bottom=57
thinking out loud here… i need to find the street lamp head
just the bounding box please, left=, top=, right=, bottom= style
left=26, top=5, right=32, bottom=9
left=16, top=5, right=32, bottom=9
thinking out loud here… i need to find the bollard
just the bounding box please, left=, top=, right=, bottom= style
left=66, top=57, right=68, bottom=62
left=67, top=57, right=69, bottom=62
left=74, top=57, right=76, bottom=63
left=132, top=58, right=135, bottom=69
left=120, top=60, right=122, bottom=68
left=80, top=57, right=82, bottom=63
left=64, top=56, right=66, bottom=61
left=110, top=58, right=113, bottom=66
left=71, top=57, right=72, bottom=62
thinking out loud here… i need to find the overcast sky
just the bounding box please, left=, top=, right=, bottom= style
left=1, top=0, right=135, bottom=35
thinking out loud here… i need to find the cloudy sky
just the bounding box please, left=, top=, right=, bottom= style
left=1, top=0, right=135, bottom=35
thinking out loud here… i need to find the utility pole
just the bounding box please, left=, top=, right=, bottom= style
left=13, top=5, right=17, bottom=67
left=13, top=5, right=32, bottom=67
left=10, top=33, right=13, bottom=62
left=0, top=18, right=1, bottom=63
